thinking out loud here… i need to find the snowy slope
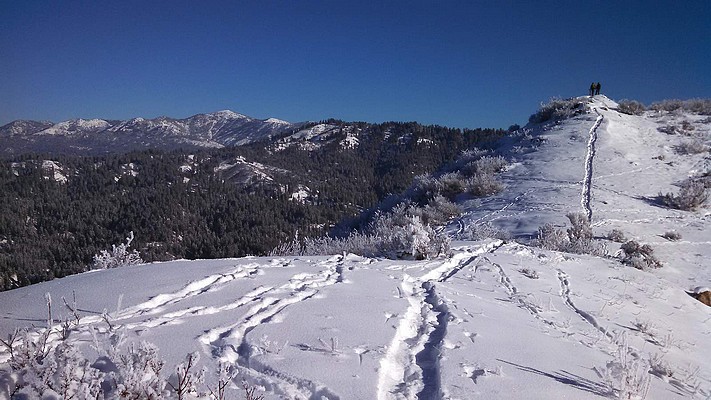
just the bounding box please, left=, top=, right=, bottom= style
left=0, top=96, right=709, bottom=399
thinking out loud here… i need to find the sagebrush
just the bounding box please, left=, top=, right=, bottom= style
left=529, top=97, right=588, bottom=124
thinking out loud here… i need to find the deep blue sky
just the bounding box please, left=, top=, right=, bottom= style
left=1, top=1, right=709, bottom=129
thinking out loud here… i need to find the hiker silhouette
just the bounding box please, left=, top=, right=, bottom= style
left=589, top=82, right=595, bottom=96
left=595, top=82, right=601, bottom=95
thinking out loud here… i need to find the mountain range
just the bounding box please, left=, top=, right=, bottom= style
left=0, top=111, right=296, bottom=155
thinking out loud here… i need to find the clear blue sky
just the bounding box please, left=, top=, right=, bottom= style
left=1, top=1, right=709, bottom=129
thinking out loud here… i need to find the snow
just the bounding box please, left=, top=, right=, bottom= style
left=265, top=117, right=291, bottom=125
left=211, top=110, right=247, bottom=120
left=39, top=119, right=111, bottom=135
left=214, top=157, right=285, bottom=184
left=41, top=160, right=68, bottom=183
left=1, top=96, right=709, bottom=399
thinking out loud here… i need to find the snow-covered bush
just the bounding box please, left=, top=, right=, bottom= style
left=657, top=124, right=680, bottom=135
left=167, top=352, right=205, bottom=400
left=683, top=98, right=711, bottom=115
left=528, top=97, right=588, bottom=124
left=409, top=174, right=440, bottom=203
left=674, top=140, right=708, bottom=155
left=617, top=100, right=646, bottom=115
left=536, top=223, right=569, bottom=251
left=650, top=99, right=685, bottom=113
left=91, top=231, right=143, bottom=270
left=659, top=180, right=708, bottom=211
left=371, top=210, right=450, bottom=260
left=535, top=213, right=605, bottom=256
left=463, top=155, right=508, bottom=176
left=414, top=195, right=462, bottom=225
left=108, top=340, right=167, bottom=398
left=594, top=332, right=651, bottom=399
left=0, top=326, right=252, bottom=400
left=0, top=330, right=104, bottom=399
left=410, top=156, right=507, bottom=202
left=457, top=222, right=511, bottom=241
left=620, top=241, right=663, bottom=269
left=465, top=173, right=504, bottom=197
left=651, top=98, right=711, bottom=115
left=272, top=204, right=450, bottom=260
left=607, top=229, right=626, bottom=243
left=661, top=231, right=681, bottom=241
left=436, top=172, right=467, bottom=200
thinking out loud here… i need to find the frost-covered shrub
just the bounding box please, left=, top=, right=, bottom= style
left=536, top=223, right=569, bottom=251
left=535, top=213, right=605, bottom=256
left=414, top=195, right=462, bottom=225
left=565, top=213, right=605, bottom=256
left=650, top=99, right=684, bottom=113
left=651, top=98, right=711, bottom=115
left=620, top=241, right=663, bottom=269
left=617, top=100, right=646, bottom=115
left=674, top=140, right=708, bottom=155
left=657, top=124, right=680, bottom=135
left=0, top=325, right=254, bottom=400
left=272, top=204, right=450, bottom=260
left=91, top=231, right=143, bottom=270
left=594, top=332, right=651, bottom=399
left=693, top=170, right=711, bottom=189
left=528, top=97, right=588, bottom=124
left=680, top=120, right=695, bottom=132
left=661, top=231, right=681, bottom=241
left=607, top=229, right=626, bottom=243
left=372, top=211, right=450, bottom=260
left=684, top=98, right=711, bottom=115
left=465, top=173, right=504, bottom=197
left=167, top=352, right=205, bottom=400
left=108, top=340, right=167, bottom=398
left=659, top=181, right=708, bottom=211
left=409, top=174, right=440, bottom=204
left=0, top=330, right=104, bottom=399
left=464, top=155, right=508, bottom=176
left=454, top=148, right=489, bottom=169
left=457, top=222, right=511, bottom=241
left=436, top=172, right=467, bottom=200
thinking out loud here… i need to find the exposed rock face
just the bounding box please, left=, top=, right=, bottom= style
left=688, top=287, right=711, bottom=307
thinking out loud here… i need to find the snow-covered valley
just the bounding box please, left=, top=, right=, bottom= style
left=1, top=96, right=709, bottom=399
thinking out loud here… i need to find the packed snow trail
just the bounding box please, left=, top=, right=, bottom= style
left=581, top=108, right=603, bottom=220
left=377, top=241, right=502, bottom=400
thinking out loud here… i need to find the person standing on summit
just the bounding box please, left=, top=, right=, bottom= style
left=590, top=82, right=595, bottom=97
left=595, top=82, right=601, bottom=95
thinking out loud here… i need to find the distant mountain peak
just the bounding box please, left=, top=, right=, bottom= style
left=264, top=117, right=290, bottom=125
left=210, top=110, right=246, bottom=119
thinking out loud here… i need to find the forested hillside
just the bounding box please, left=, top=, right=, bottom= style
left=0, top=121, right=506, bottom=290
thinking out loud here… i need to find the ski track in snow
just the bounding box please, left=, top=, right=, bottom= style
left=198, top=255, right=345, bottom=399
left=377, top=241, right=502, bottom=400
left=581, top=109, right=603, bottom=221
